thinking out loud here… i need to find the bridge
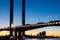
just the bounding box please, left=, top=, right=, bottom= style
left=0, top=20, right=60, bottom=40
left=0, top=0, right=60, bottom=40
left=0, top=20, right=60, bottom=31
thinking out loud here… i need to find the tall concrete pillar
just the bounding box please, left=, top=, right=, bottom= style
left=14, top=30, right=17, bottom=40
left=18, top=31, right=21, bottom=40
left=10, top=0, right=13, bottom=37
left=22, top=0, right=25, bottom=37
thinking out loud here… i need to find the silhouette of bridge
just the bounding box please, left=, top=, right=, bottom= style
left=0, top=20, right=60, bottom=40
left=0, top=20, right=60, bottom=31
left=0, top=0, right=60, bottom=40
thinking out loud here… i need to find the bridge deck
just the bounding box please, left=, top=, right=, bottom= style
left=0, top=21, right=60, bottom=31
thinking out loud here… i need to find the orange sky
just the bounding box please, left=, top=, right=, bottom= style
left=0, top=31, right=59, bottom=37
left=0, top=27, right=60, bottom=37
left=25, top=31, right=60, bottom=37
left=0, top=31, right=9, bottom=36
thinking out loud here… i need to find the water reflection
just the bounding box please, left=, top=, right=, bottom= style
left=17, top=38, right=60, bottom=40
left=24, top=38, right=45, bottom=40
left=40, top=38, right=45, bottom=40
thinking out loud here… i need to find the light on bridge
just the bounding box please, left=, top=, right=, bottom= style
left=31, top=24, right=35, bottom=26
left=33, top=24, right=36, bottom=26
left=11, top=24, right=14, bottom=28
left=53, top=22, right=55, bottom=24
left=39, top=24, right=43, bottom=25
left=59, top=22, right=60, bottom=24
left=42, top=24, right=45, bottom=25
left=36, top=24, right=42, bottom=26
left=22, top=25, right=25, bottom=27
left=35, top=24, right=38, bottom=26
left=45, top=23, right=47, bottom=25
left=56, top=22, right=58, bottom=24
left=50, top=23, right=52, bottom=25
left=37, top=24, right=41, bottom=26
left=48, top=23, right=50, bottom=25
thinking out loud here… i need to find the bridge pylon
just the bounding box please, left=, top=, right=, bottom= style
left=22, top=0, right=25, bottom=37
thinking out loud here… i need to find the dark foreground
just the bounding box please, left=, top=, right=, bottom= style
left=0, top=36, right=10, bottom=40
left=0, top=36, right=60, bottom=40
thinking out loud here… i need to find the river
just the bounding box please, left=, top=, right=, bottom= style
left=17, top=38, right=60, bottom=40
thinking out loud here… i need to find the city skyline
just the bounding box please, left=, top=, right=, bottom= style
left=0, top=0, right=60, bottom=37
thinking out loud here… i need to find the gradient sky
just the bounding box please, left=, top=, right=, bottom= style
left=0, top=0, right=60, bottom=36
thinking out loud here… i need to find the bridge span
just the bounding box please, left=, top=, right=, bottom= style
left=0, top=20, right=60, bottom=31
left=0, top=20, right=60, bottom=40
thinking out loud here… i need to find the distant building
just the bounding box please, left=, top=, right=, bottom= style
left=40, top=32, right=43, bottom=37
left=42, top=31, right=46, bottom=37
left=39, top=31, right=46, bottom=38
left=37, top=33, right=40, bottom=38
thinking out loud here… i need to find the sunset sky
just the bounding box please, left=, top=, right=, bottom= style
left=0, top=0, right=60, bottom=36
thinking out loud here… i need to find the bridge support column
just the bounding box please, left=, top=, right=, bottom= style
left=22, top=31, right=25, bottom=37
left=18, top=31, right=21, bottom=40
left=14, top=30, right=17, bottom=40
left=22, top=0, right=25, bottom=38
left=10, top=0, right=13, bottom=39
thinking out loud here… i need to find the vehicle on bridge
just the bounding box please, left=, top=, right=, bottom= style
left=49, top=20, right=60, bottom=22
left=37, top=22, right=45, bottom=24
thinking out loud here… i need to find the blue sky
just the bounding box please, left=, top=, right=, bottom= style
left=0, top=0, right=60, bottom=36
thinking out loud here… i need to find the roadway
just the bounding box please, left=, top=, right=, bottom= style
left=0, top=20, right=60, bottom=31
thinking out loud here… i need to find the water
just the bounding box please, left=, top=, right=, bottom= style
left=23, top=38, right=60, bottom=40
